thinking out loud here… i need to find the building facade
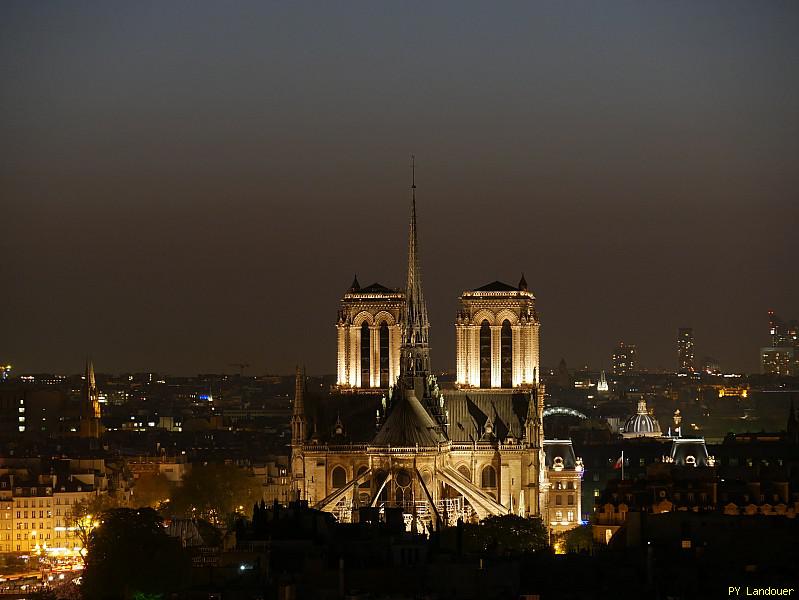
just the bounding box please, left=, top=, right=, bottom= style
left=455, top=278, right=540, bottom=389
left=543, top=440, right=584, bottom=533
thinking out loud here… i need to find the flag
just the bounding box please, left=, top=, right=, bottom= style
left=613, top=455, right=623, bottom=469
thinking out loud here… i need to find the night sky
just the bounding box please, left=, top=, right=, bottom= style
left=2, top=1, right=797, bottom=376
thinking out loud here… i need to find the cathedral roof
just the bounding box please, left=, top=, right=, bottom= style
left=445, top=391, right=530, bottom=443
left=473, top=281, right=519, bottom=292
left=305, top=393, right=383, bottom=444
left=372, top=390, right=446, bottom=448
left=358, top=282, right=399, bottom=294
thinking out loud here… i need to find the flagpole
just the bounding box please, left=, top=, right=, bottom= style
left=621, top=450, right=624, bottom=481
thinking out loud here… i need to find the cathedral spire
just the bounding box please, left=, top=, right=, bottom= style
left=81, top=357, right=101, bottom=438
left=401, top=155, right=431, bottom=379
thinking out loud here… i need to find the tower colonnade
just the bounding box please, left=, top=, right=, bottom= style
left=336, top=281, right=403, bottom=390
left=455, top=280, right=540, bottom=389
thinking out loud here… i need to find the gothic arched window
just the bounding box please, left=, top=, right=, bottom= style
left=457, top=465, right=471, bottom=481
left=331, top=466, right=347, bottom=489
left=481, top=465, right=497, bottom=488
left=479, top=320, right=491, bottom=388
left=501, top=319, right=512, bottom=388
left=379, top=321, right=390, bottom=387
left=360, top=322, right=370, bottom=387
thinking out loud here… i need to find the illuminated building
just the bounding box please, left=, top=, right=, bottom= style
left=761, top=347, right=797, bottom=376
left=454, top=277, right=540, bottom=389
left=335, top=279, right=403, bottom=390
left=596, top=370, right=609, bottom=395
left=543, top=440, right=584, bottom=533
left=292, top=168, right=557, bottom=529
left=768, top=310, right=799, bottom=347
left=1, top=476, right=98, bottom=555
left=677, top=327, right=695, bottom=373
left=762, top=311, right=799, bottom=376
left=612, top=342, right=638, bottom=376
left=79, top=360, right=102, bottom=438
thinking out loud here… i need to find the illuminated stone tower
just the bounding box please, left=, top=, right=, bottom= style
left=455, top=274, right=540, bottom=389
left=335, top=279, right=403, bottom=390
left=79, top=359, right=102, bottom=438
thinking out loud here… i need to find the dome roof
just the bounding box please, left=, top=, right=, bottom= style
left=623, top=399, right=661, bottom=437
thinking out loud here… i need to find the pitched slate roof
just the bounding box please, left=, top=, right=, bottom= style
left=305, top=392, right=383, bottom=444
left=444, top=390, right=530, bottom=443
left=473, top=281, right=519, bottom=292
left=357, top=282, right=400, bottom=294
left=372, top=390, right=446, bottom=447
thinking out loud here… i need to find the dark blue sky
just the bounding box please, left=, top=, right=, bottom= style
left=2, top=1, right=797, bottom=375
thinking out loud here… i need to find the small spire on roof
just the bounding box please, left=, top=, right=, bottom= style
left=350, top=274, right=361, bottom=292
left=518, top=272, right=528, bottom=291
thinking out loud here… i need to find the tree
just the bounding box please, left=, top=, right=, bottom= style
left=168, top=463, right=261, bottom=526
left=65, top=494, right=121, bottom=566
left=82, top=508, right=191, bottom=600
left=462, top=515, right=549, bottom=556
left=564, top=524, right=593, bottom=554
left=131, top=473, right=171, bottom=509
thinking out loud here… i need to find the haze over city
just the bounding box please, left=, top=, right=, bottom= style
left=2, top=1, right=797, bottom=375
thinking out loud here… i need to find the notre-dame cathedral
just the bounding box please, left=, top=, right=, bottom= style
left=290, top=169, right=583, bottom=533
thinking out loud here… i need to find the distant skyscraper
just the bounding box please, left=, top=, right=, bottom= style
left=768, top=310, right=799, bottom=347
left=762, top=311, right=799, bottom=376
left=612, top=342, right=637, bottom=376
left=677, top=328, right=695, bottom=373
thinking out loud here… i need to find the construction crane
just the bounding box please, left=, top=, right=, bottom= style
left=228, top=363, right=251, bottom=376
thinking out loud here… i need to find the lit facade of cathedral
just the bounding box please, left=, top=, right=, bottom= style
left=455, top=280, right=540, bottom=389
left=291, top=168, right=581, bottom=532
left=335, top=280, right=403, bottom=390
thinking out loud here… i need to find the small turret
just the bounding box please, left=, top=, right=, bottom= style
left=291, top=366, right=307, bottom=446
left=518, top=272, right=528, bottom=291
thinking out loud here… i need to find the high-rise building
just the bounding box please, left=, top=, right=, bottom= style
left=677, top=328, right=695, bottom=373
left=612, top=342, right=637, bottom=376
left=768, top=310, right=799, bottom=347
left=761, top=311, right=799, bottom=376
left=761, top=347, right=797, bottom=377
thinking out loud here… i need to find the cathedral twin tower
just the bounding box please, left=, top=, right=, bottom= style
left=336, top=267, right=541, bottom=390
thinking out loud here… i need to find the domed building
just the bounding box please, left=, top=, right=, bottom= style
left=622, top=399, right=662, bottom=438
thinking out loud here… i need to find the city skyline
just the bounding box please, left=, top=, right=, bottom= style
left=2, top=1, right=797, bottom=375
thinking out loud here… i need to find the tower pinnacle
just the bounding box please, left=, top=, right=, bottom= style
left=400, top=155, right=431, bottom=379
